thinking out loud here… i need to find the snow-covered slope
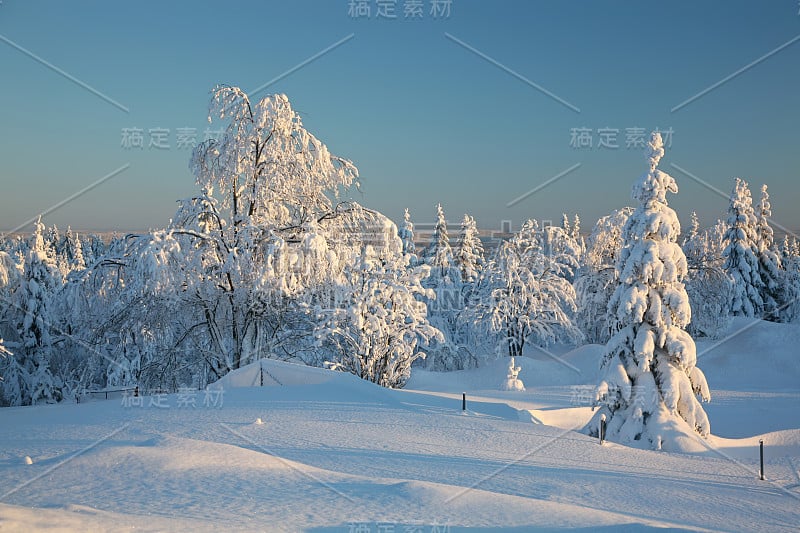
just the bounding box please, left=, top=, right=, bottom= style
left=0, top=321, right=798, bottom=531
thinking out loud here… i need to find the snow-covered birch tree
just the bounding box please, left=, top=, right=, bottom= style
left=682, top=219, right=734, bottom=339
left=314, top=221, right=441, bottom=388
left=478, top=220, right=582, bottom=358
left=118, top=86, right=364, bottom=380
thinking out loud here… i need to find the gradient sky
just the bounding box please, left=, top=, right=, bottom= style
left=1, top=1, right=798, bottom=236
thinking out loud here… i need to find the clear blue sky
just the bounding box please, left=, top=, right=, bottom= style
left=1, top=1, right=798, bottom=235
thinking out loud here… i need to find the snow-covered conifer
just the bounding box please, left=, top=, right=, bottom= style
left=561, top=214, right=571, bottom=236
left=754, top=184, right=794, bottom=321
left=425, top=203, right=454, bottom=273
left=455, top=214, right=484, bottom=283
left=722, top=179, right=763, bottom=317
left=14, top=219, right=62, bottom=404
left=398, top=208, right=417, bottom=265
left=587, top=132, right=710, bottom=450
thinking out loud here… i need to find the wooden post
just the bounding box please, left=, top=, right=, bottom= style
left=759, top=440, right=765, bottom=480
left=600, top=414, right=606, bottom=445
left=462, top=392, right=466, bottom=411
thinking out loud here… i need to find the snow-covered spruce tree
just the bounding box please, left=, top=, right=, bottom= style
left=574, top=207, right=633, bottom=344
left=586, top=133, right=710, bottom=450
left=314, top=226, right=441, bottom=388
left=455, top=214, right=484, bottom=284
left=418, top=203, right=465, bottom=371
left=0, top=247, right=21, bottom=333
left=780, top=234, right=792, bottom=261
left=682, top=212, right=700, bottom=252
left=477, top=220, right=582, bottom=358
left=0, top=251, right=25, bottom=406
left=571, top=214, right=584, bottom=252
left=755, top=184, right=796, bottom=322
left=398, top=208, right=418, bottom=264
left=424, top=203, right=454, bottom=273
left=722, top=178, right=763, bottom=318
left=782, top=237, right=800, bottom=320
left=0, top=343, right=27, bottom=407
left=14, top=219, right=62, bottom=404
left=62, top=226, right=86, bottom=272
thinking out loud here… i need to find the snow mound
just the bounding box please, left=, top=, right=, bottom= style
left=208, top=358, right=350, bottom=390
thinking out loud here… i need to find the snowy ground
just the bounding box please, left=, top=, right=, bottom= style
left=0, top=319, right=798, bottom=532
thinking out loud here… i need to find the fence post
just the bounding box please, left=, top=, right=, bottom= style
left=599, top=414, right=606, bottom=445
left=759, top=439, right=765, bottom=480
left=462, top=392, right=466, bottom=411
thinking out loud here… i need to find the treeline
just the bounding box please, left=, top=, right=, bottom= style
left=0, top=88, right=798, bottom=407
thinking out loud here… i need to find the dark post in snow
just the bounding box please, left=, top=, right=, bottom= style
left=599, top=414, right=606, bottom=445
left=462, top=392, right=466, bottom=411
left=759, top=439, right=765, bottom=480
left=260, top=365, right=264, bottom=387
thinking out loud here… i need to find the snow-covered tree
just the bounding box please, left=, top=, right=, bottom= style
left=424, top=203, right=454, bottom=273
left=782, top=236, right=800, bottom=320
left=416, top=203, right=466, bottom=371
left=455, top=214, right=484, bottom=283
left=86, top=87, right=429, bottom=391
left=682, top=212, right=700, bottom=251
left=682, top=220, right=734, bottom=339
left=501, top=356, right=525, bottom=391
left=571, top=214, right=583, bottom=247
left=539, top=224, right=582, bottom=284
left=398, top=208, right=417, bottom=263
left=13, top=219, right=62, bottom=404
left=315, top=226, right=441, bottom=388
left=62, top=227, right=86, bottom=271
left=780, top=234, right=792, bottom=261
left=476, top=219, right=582, bottom=358
left=754, top=184, right=796, bottom=322
left=561, top=213, right=571, bottom=236
left=152, top=86, right=361, bottom=377
left=0, top=249, right=24, bottom=405
left=0, top=345, right=26, bottom=407
left=587, top=132, right=710, bottom=450
left=561, top=213, right=584, bottom=251
left=722, top=178, right=763, bottom=318
left=574, top=208, right=633, bottom=344
left=191, top=86, right=358, bottom=230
